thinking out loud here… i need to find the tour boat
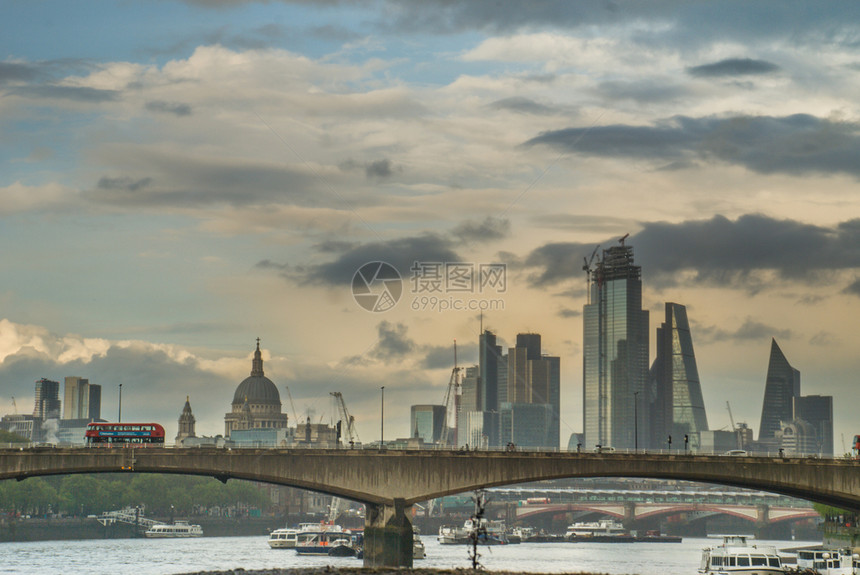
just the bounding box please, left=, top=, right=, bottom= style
left=294, top=527, right=358, bottom=556
left=437, top=518, right=511, bottom=545
left=565, top=519, right=627, bottom=540
left=267, top=527, right=299, bottom=548
left=795, top=547, right=858, bottom=575
left=699, top=535, right=784, bottom=575
left=144, top=520, right=203, bottom=538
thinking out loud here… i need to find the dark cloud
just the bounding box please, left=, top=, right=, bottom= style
left=593, top=79, right=690, bottom=103
left=557, top=308, right=581, bottom=318
left=339, top=158, right=400, bottom=180
left=145, top=100, right=193, bottom=116
left=370, top=321, right=415, bottom=361
left=421, top=342, right=478, bottom=370
left=97, top=176, right=154, bottom=192
left=313, top=240, right=358, bottom=253
left=366, top=159, right=394, bottom=179
left=526, top=114, right=860, bottom=179
left=87, top=153, right=338, bottom=209
left=10, top=85, right=120, bottom=103
left=521, top=215, right=860, bottom=292
left=695, top=317, right=794, bottom=343
left=842, top=278, right=860, bottom=297
left=262, top=233, right=460, bottom=287
left=0, top=62, right=39, bottom=84
left=687, top=58, right=780, bottom=78
left=488, top=97, right=558, bottom=115
left=452, top=217, right=511, bottom=243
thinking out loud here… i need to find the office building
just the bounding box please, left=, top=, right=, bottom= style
left=410, top=404, right=447, bottom=443
left=793, top=395, right=833, bottom=455
left=479, top=330, right=502, bottom=413
left=33, top=378, right=61, bottom=421
left=582, top=240, right=649, bottom=450
left=777, top=419, right=817, bottom=455
left=459, top=366, right=481, bottom=413
left=500, top=402, right=554, bottom=448
left=758, top=339, right=800, bottom=446
left=650, top=303, right=709, bottom=449
left=62, top=377, right=101, bottom=421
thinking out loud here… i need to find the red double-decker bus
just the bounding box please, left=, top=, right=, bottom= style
left=85, top=423, right=166, bottom=447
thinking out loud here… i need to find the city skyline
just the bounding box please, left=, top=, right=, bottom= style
left=2, top=2, right=860, bottom=448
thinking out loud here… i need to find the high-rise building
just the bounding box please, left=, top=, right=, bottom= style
left=459, top=366, right=481, bottom=413
left=650, top=303, right=709, bottom=449
left=498, top=333, right=561, bottom=449
left=758, top=339, right=800, bottom=445
left=410, top=404, right=447, bottom=443
left=582, top=240, right=649, bottom=450
left=33, top=378, right=61, bottom=421
left=793, top=395, right=833, bottom=455
left=62, top=377, right=101, bottom=421
left=479, top=330, right=502, bottom=413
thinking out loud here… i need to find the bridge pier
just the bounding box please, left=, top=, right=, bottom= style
left=363, top=498, right=413, bottom=568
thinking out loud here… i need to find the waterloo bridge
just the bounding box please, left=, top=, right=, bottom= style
left=1, top=447, right=859, bottom=567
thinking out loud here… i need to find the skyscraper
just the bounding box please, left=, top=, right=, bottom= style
left=62, top=377, right=101, bottom=421
left=499, top=333, right=561, bottom=449
left=33, top=378, right=61, bottom=421
left=793, top=395, right=833, bottom=456
left=650, top=302, right=709, bottom=449
left=479, top=330, right=501, bottom=413
left=583, top=240, right=649, bottom=450
left=758, top=339, right=800, bottom=445
left=410, top=404, right=447, bottom=443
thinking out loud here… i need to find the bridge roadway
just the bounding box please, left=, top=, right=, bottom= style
left=1, top=447, right=858, bottom=566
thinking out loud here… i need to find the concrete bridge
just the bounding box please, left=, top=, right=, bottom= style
left=2, top=448, right=858, bottom=566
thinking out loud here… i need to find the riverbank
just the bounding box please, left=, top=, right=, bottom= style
left=178, top=570, right=605, bottom=575
left=0, top=516, right=279, bottom=542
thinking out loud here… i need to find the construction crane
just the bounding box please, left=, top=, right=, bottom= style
left=582, top=245, right=600, bottom=303
left=330, top=391, right=360, bottom=447
left=328, top=391, right=360, bottom=524
left=726, top=401, right=736, bottom=431
left=284, top=386, right=300, bottom=424
left=11, top=397, right=17, bottom=415
left=439, top=340, right=463, bottom=447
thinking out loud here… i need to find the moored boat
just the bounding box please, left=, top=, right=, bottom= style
left=144, top=520, right=203, bottom=538
left=267, top=527, right=299, bottom=549
left=565, top=519, right=627, bottom=540
left=413, top=534, right=426, bottom=559
left=699, top=535, right=784, bottom=575
left=794, top=547, right=858, bottom=575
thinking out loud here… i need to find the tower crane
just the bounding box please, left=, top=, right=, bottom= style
left=439, top=340, right=463, bottom=447
left=284, top=386, right=300, bottom=424
left=726, top=401, right=736, bottom=431
left=330, top=391, right=360, bottom=447
left=11, top=397, right=17, bottom=415
left=327, top=391, right=360, bottom=524
left=582, top=244, right=600, bottom=303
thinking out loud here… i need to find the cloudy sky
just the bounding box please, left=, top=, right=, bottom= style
left=2, top=1, right=860, bottom=449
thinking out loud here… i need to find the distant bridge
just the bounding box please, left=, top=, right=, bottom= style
left=514, top=502, right=819, bottom=524
left=1, top=448, right=857, bottom=566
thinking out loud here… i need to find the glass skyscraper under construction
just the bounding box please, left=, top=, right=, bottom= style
left=582, top=241, right=649, bottom=450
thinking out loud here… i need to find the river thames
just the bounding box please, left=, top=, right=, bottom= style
left=0, top=535, right=818, bottom=575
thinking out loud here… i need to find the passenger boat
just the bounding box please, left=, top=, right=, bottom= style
left=565, top=520, right=627, bottom=540
left=699, top=535, right=784, bottom=575
left=437, top=519, right=511, bottom=545
left=144, top=520, right=203, bottom=538
left=795, top=547, right=858, bottom=575
left=326, top=537, right=358, bottom=557
left=267, top=527, right=299, bottom=548
left=294, top=526, right=358, bottom=555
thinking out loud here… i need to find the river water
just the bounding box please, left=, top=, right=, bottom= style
left=0, top=535, right=817, bottom=575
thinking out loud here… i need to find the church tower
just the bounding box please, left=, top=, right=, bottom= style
left=175, top=396, right=196, bottom=445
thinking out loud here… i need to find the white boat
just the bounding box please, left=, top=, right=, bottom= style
left=699, top=535, right=784, bottom=575
left=144, top=520, right=203, bottom=538
left=565, top=519, right=627, bottom=539
left=438, top=518, right=510, bottom=545
left=796, top=547, right=858, bottom=575
left=268, top=527, right=299, bottom=549
left=295, top=525, right=357, bottom=555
